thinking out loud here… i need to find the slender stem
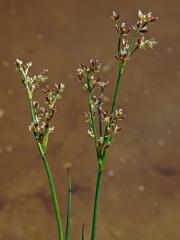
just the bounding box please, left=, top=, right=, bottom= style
left=37, top=143, right=64, bottom=240
left=81, top=223, right=85, bottom=240
left=118, top=34, right=122, bottom=55
left=28, top=93, right=64, bottom=240
left=128, top=32, right=139, bottom=54
left=98, top=89, right=103, bottom=137
left=128, top=22, right=148, bottom=55
left=91, top=170, right=103, bottom=240
left=90, top=61, right=126, bottom=240
left=88, top=94, right=98, bottom=141
left=110, top=61, right=125, bottom=114
left=102, top=61, right=125, bottom=155
left=28, top=92, right=36, bottom=122
left=98, top=107, right=102, bottom=137
left=66, top=168, right=72, bottom=240
left=87, top=91, right=99, bottom=159
left=102, top=29, right=143, bottom=158
left=129, top=45, right=139, bottom=57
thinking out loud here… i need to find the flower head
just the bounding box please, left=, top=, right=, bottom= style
left=138, top=37, right=157, bottom=49
left=111, top=11, right=120, bottom=22
left=16, top=59, right=64, bottom=149
left=138, top=10, right=158, bottom=23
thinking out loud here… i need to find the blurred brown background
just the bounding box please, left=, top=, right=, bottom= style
left=0, top=0, right=180, bottom=239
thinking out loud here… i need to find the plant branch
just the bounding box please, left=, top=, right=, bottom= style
left=27, top=90, right=64, bottom=240
left=110, top=62, right=125, bottom=115
left=66, top=168, right=72, bottom=240
left=87, top=86, right=99, bottom=159
left=81, top=223, right=85, bottom=240
left=91, top=170, right=103, bottom=240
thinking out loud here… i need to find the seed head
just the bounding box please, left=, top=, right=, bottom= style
left=111, top=11, right=120, bottom=22
left=138, top=10, right=158, bottom=23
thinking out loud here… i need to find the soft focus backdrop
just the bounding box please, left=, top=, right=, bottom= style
left=0, top=0, right=180, bottom=239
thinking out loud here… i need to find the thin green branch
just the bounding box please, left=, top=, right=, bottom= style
left=128, top=21, right=148, bottom=56
left=86, top=76, right=99, bottom=159
left=98, top=89, right=103, bottom=137
left=91, top=170, right=103, bottom=240
left=90, top=49, right=126, bottom=240
left=81, top=223, right=85, bottom=240
left=98, top=107, right=102, bottom=137
left=102, top=61, right=125, bottom=160
left=37, top=142, right=64, bottom=240
left=88, top=94, right=99, bottom=158
left=88, top=94, right=98, bottom=141
left=118, top=34, right=122, bottom=55
left=110, top=62, right=125, bottom=115
left=66, top=168, right=72, bottom=240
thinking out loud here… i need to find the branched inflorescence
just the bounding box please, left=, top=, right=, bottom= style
left=112, top=10, right=158, bottom=62
left=77, top=10, right=158, bottom=171
left=112, top=10, right=158, bottom=61
left=77, top=60, right=125, bottom=161
left=16, top=59, right=65, bottom=240
left=78, top=10, right=158, bottom=240
left=16, top=59, right=65, bottom=153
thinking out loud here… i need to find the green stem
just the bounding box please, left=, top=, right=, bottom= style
left=66, top=168, right=72, bottom=240
left=87, top=92, right=99, bottom=159
left=91, top=169, right=103, bottom=240
left=90, top=61, right=126, bottom=240
left=98, top=90, right=103, bottom=138
left=98, top=107, right=102, bottom=137
left=102, top=61, right=125, bottom=155
left=128, top=22, right=148, bottom=55
left=103, top=29, right=143, bottom=157
left=37, top=143, right=64, bottom=240
left=81, top=223, right=85, bottom=240
left=118, top=34, right=122, bottom=55
left=110, top=62, right=125, bottom=114
left=28, top=92, right=36, bottom=122
left=88, top=94, right=98, bottom=141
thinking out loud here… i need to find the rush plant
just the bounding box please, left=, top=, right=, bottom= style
left=16, top=10, right=157, bottom=240
left=16, top=59, right=66, bottom=240
left=78, top=10, right=157, bottom=240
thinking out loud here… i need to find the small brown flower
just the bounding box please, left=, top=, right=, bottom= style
left=111, top=11, right=120, bottom=22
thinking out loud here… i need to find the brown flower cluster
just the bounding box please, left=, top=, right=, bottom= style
left=77, top=59, right=107, bottom=92
left=16, top=59, right=64, bottom=148
left=111, top=10, right=158, bottom=61
left=16, top=59, right=48, bottom=92
left=77, top=59, right=109, bottom=119
left=77, top=10, right=158, bottom=156
left=101, top=109, right=125, bottom=135
left=77, top=59, right=125, bottom=148
left=29, top=83, right=64, bottom=141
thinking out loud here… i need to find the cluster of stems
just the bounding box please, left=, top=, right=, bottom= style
left=16, top=9, right=157, bottom=240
